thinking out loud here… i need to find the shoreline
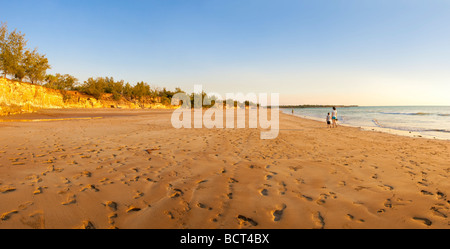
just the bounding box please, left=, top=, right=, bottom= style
left=283, top=111, right=448, bottom=141
left=1, top=107, right=447, bottom=141
left=1, top=107, right=447, bottom=140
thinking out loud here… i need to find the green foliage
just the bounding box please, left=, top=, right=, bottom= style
left=44, top=73, right=78, bottom=91
left=80, top=77, right=107, bottom=99
left=0, top=23, right=27, bottom=79
left=190, top=91, right=219, bottom=108
left=23, top=49, right=51, bottom=84
left=123, top=82, right=133, bottom=99
left=132, top=81, right=151, bottom=100
left=105, top=78, right=124, bottom=98
left=75, top=78, right=188, bottom=106
left=0, top=23, right=6, bottom=46
left=0, top=22, right=50, bottom=83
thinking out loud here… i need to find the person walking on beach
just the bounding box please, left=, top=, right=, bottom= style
left=326, top=112, right=332, bottom=128
left=331, top=107, right=338, bottom=128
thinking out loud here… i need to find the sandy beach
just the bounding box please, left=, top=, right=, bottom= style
left=0, top=108, right=449, bottom=229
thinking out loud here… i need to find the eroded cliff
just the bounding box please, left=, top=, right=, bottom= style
left=0, top=78, right=173, bottom=116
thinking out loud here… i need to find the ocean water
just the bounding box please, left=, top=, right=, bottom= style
left=281, top=106, right=450, bottom=140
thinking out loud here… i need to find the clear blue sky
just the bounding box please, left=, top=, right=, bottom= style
left=1, top=0, right=450, bottom=105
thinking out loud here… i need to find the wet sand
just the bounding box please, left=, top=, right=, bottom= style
left=0, top=109, right=449, bottom=228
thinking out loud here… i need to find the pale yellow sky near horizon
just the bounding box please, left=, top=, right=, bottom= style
left=182, top=67, right=450, bottom=106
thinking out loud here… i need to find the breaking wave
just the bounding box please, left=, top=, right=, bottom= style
left=372, top=119, right=450, bottom=134
left=380, top=112, right=450, bottom=116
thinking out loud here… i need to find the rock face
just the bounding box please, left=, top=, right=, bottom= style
left=0, top=78, right=65, bottom=115
left=0, top=78, right=175, bottom=116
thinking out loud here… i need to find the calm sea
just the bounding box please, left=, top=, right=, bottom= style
left=281, top=106, right=450, bottom=140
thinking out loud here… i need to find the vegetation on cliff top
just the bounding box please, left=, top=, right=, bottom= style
left=0, top=23, right=184, bottom=107
left=0, top=22, right=184, bottom=106
left=0, top=22, right=50, bottom=83
left=1, top=23, right=254, bottom=109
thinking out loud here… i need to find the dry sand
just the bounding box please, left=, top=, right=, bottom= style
left=0, top=108, right=449, bottom=229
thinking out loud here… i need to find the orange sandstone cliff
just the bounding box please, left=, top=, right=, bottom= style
left=0, top=78, right=175, bottom=116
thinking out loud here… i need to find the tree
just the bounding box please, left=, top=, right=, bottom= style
left=23, top=48, right=51, bottom=84
left=44, top=73, right=78, bottom=91
left=174, top=87, right=184, bottom=93
left=104, top=77, right=124, bottom=100
left=81, top=77, right=107, bottom=99
left=123, top=82, right=133, bottom=99
left=132, top=81, right=151, bottom=100
left=0, top=24, right=27, bottom=79
left=0, top=23, right=50, bottom=83
left=0, top=22, right=8, bottom=78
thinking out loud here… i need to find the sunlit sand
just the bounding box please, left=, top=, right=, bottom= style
left=0, top=109, right=448, bottom=228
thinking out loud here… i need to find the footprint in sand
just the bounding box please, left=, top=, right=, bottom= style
left=312, top=211, right=325, bottom=229
left=0, top=185, right=16, bottom=193
left=412, top=217, right=432, bottom=227
left=1, top=210, right=19, bottom=221
left=80, top=220, right=96, bottom=229
left=169, top=188, right=184, bottom=198
left=278, top=181, right=287, bottom=195
left=378, top=184, right=394, bottom=191
left=384, top=199, right=393, bottom=208
left=61, top=194, right=77, bottom=205
left=126, top=206, right=141, bottom=213
left=272, top=204, right=287, bottom=222
left=377, top=209, right=386, bottom=214
left=80, top=184, right=99, bottom=192
left=21, top=211, right=45, bottom=229
left=18, top=201, right=34, bottom=210
left=197, top=202, right=207, bottom=209
left=436, top=191, right=446, bottom=200
left=430, top=206, right=447, bottom=218
left=9, top=157, right=27, bottom=163
left=347, top=214, right=365, bottom=223
left=33, top=186, right=44, bottom=195
left=81, top=171, right=92, bottom=177
left=298, top=193, right=313, bottom=202
left=420, top=190, right=434, bottom=196
left=237, top=215, right=258, bottom=227
left=164, top=210, right=175, bottom=219
left=316, top=192, right=337, bottom=205
left=42, top=165, right=63, bottom=175
left=354, top=186, right=370, bottom=191
left=196, top=179, right=208, bottom=184
left=103, top=201, right=118, bottom=211
left=108, top=213, right=118, bottom=227
left=228, top=178, right=239, bottom=183
left=25, top=174, right=43, bottom=185
left=133, top=190, right=144, bottom=199
left=60, top=177, right=71, bottom=185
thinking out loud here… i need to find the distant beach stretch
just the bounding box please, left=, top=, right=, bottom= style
left=284, top=106, right=450, bottom=140
left=0, top=109, right=449, bottom=229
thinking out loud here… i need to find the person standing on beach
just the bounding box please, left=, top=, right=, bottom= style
left=326, top=113, right=332, bottom=128
left=331, top=107, right=338, bottom=128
